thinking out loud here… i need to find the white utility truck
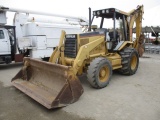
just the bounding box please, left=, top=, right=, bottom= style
left=0, top=6, right=88, bottom=64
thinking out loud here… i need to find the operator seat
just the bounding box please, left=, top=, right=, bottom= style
left=108, top=29, right=119, bottom=50
left=108, top=29, right=119, bottom=41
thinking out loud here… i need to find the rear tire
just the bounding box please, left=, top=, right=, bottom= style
left=87, top=57, right=112, bottom=89
left=118, top=48, right=139, bottom=75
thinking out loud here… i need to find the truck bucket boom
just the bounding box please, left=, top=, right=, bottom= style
left=11, top=58, right=83, bottom=109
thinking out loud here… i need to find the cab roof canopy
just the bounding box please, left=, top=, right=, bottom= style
left=93, top=8, right=129, bottom=19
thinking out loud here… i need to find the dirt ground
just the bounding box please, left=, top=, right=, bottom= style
left=0, top=53, right=160, bottom=120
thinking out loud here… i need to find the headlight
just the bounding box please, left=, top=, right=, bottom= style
left=102, top=10, right=105, bottom=14
left=106, top=9, right=109, bottom=13
left=97, top=11, right=100, bottom=15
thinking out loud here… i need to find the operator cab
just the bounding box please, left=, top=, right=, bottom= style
left=90, top=8, right=129, bottom=51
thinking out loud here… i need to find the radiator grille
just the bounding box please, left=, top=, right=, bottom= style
left=64, top=37, right=77, bottom=58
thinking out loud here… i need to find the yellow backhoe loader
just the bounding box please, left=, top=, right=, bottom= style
left=12, top=5, right=144, bottom=109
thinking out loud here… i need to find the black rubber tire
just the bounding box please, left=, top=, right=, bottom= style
left=87, top=57, right=112, bottom=89
left=118, top=47, right=139, bottom=75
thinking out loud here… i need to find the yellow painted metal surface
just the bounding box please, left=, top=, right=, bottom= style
left=73, top=36, right=106, bottom=74
left=99, top=65, right=110, bottom=82
left=131, top=54, right=138, bottom=70
left=117, top=41, right=133, bottom=51
left=107, top=53, right=122, bottom=70
left=49, top=30, right=66, bottom=63
left=11, top=5, right=144, bottom=110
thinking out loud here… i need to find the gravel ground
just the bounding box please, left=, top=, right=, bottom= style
left=0, top=53, right=160, bottom=120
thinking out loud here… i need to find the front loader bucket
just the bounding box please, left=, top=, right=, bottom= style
left=11, top=58, right=83, bottom=109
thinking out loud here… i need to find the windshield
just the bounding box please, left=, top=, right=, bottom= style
left=91, top=16, right=127, bottom=41
left=91, top=16, right=122, bottom=29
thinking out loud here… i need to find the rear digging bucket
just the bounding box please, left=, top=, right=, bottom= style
left=11, top=58, right=83, bottom=109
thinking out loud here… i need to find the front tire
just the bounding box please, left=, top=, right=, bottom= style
left=87, top=57, right=112, bottom=89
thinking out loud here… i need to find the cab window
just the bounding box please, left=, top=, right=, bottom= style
left=0, top=30, right=5, bottom=39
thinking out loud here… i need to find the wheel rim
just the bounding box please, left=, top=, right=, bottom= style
left=131, top=54, right=137, bottom=70
left=99, top=65, right=110, bottom=82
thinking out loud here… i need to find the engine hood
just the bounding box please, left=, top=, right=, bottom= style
left=80, top=28, right=107, bottom=38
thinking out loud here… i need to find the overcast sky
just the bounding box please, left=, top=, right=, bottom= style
left=1, top=0, right=160, bottom=26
